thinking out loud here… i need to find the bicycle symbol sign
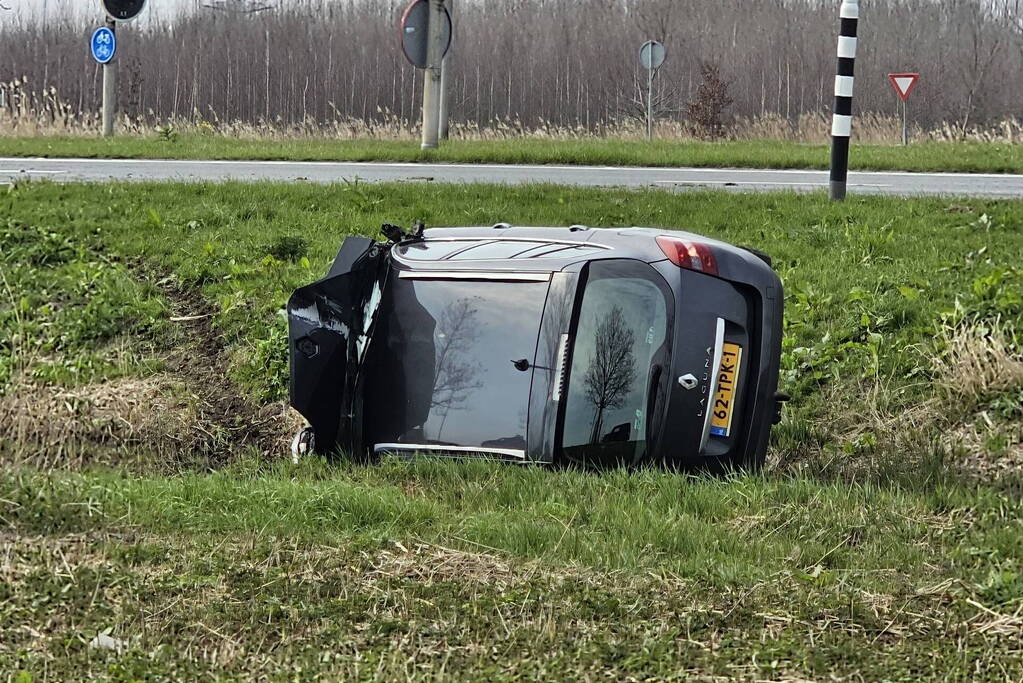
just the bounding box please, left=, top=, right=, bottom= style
left=90, top=27, right=117, bottom=64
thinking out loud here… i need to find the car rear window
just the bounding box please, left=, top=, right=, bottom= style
left=561, top=261, right=671, bottom=467
left=364, top=276, right=550, bottom=453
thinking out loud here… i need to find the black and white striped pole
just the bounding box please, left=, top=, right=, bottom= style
left=829, top=0, right=858, bottom=201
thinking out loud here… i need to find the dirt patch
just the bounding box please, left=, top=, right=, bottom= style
left=1, top=271, right=303, bottom=471
left=154, top=273, right=300, bottom=459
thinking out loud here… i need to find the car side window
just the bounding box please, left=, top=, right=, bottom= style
left=560, top=260, right=671, bottom=467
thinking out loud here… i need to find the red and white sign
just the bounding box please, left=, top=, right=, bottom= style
left=887, top=73, right=920, bottom=102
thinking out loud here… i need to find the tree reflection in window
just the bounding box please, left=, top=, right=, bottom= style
left=561, top=264, right=670, bottom=467
left=431, top=297, right=483, bottom=440
left=582, top=306, right=636, bottom=444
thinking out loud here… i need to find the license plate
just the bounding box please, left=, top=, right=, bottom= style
left=710, top=343, right=742, bottom=437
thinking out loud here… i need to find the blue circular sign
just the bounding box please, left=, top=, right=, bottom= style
left=90, top=27, right=117, bottom=64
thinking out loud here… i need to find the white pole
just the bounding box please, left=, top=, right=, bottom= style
left=101, top=18, right=118, bottom=137
left=421, top=0, right=445, bottom=150
left=439, top=0, right=453, bottom=140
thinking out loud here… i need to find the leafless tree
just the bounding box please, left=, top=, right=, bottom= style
left=3, top=0, right=1023, bottom=133
left=582, top=306, right=637, bottom=445
left=431, top=298, right=483, bottom=440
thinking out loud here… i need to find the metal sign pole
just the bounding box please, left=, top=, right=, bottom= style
left=96, top=2, right=148, bottom=138
left=638, top=40, right=664, bottom=142
left=647, top=57, right=654, bottom=140
left=902, top=99, right=908, bottom=146
left=438, top=0, right=452, bottom=140
left=101, top=18, right=118, bottom=137
left=421, top=0, right=445, bottom=150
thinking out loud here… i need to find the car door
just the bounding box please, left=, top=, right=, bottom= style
left=288, top=237, right=386, bottom=455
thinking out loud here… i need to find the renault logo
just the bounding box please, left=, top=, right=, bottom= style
left=678, top=374, right=698, bottom=391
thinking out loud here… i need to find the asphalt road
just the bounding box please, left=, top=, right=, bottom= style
left=4, top=157, right=1023, bottom=197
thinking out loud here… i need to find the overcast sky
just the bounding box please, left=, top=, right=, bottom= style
left=0, top=0, right=274, bottom=26
left=2, top=0, right=173, bottom=25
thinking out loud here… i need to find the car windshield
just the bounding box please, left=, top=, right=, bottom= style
left=561, top=261, right=671, bottom=467
left=364, top=275, right=550, bottom=454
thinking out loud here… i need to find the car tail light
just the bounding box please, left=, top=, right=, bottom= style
left=656, top=236, right=719, bottom=275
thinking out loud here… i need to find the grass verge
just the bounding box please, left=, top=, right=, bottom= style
left=2, top=181, right=1022, bottom=678
left=4, top=135, right=1023, bottom=173
left=2, top=459, right=1021, bottom=679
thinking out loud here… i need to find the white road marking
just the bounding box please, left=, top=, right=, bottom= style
left=0, top=169, right=66, bottom=174
left=4, top=157, right=1023, bottom=181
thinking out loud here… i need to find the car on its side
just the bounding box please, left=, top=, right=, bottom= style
left=288, top=223, right=785, bottom=470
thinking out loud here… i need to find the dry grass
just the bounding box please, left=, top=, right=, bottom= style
left=0, top=373, right=201, bottom=468
left=933, top=319, right=1023, bottom=477
left=0, top=269, right=304, bottom=472
left=803, top=319, right=1023, bottom=481
left=0, top=372, right=301, bottom=471
left=933, top=318, right=1023, bottom=406
left=2, top=525, right=1017, bottom=679
left=947, top=416, right=1023, bottom=480
left=6, top=79, right=1023, bottom=144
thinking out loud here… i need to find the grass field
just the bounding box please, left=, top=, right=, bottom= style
left=4, top=135, right=1023, bottom=174
left=2, top=181, right=1022, bottom=678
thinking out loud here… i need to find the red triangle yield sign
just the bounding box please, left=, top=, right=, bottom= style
left=888, top=73, right=920, bottom=102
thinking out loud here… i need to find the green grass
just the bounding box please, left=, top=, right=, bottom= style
left=4, top=134, right=1023, bottom=173
left=2, top=460, right=1021, bottom=679
left=4, top=180, right=1022, bottom=414
left=2, top=181, right=1022, bottom=678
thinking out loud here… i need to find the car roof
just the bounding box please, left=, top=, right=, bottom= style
left=391, top=225, right=706, bottom=273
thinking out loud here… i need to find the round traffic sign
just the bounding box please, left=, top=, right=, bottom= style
left=400, top=0, right=452, bottom=69
left=102, top=0, right=148, bottom=22
left=640, top=40, right=666, bottom=70
left=90, top=27, right=117, bottom=64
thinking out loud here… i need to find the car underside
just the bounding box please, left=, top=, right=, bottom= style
left=288, top=223, right=785, bottom=470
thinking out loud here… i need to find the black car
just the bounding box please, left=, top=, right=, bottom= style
left=287, top=223, right=785, bottom=470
